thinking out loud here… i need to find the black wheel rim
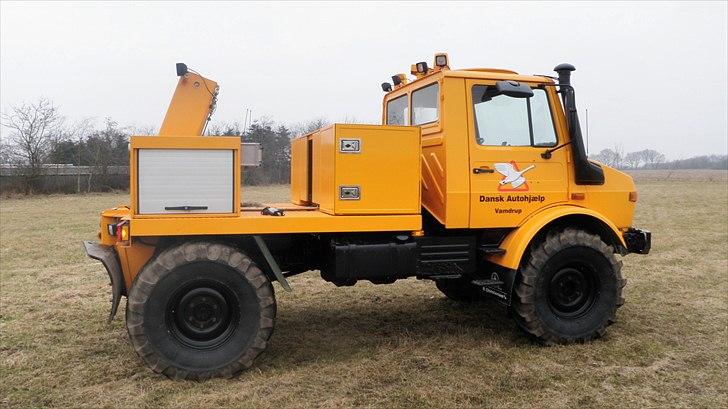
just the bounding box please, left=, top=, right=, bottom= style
left=548, top=265, right=598, bottom=318
left=166, top=280, right=239, bottom=349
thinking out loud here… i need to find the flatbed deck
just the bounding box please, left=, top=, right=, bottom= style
left=130, top=205, right=422, bottom=236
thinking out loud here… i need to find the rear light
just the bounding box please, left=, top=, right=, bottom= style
left=629, top=191, right=638, bottom=202
left=115, top=221, right=129, bottom=241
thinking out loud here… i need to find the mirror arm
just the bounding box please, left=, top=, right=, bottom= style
left=541, top=140, right=573, bottom=159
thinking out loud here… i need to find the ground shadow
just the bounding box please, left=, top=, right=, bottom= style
left=256, top=284, right=532, bottom=369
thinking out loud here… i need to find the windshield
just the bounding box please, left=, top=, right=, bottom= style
left=472, top=86, right=556, bottom=147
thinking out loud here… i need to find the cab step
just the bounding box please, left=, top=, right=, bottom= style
left=477, top=245, right=506, bottom=256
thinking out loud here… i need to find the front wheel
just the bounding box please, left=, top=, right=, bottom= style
left=126, top=242, right=276, bottom=380
left=512, top=228, right=625, bottom=344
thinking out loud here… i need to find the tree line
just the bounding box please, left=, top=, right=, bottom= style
left=206, top=118, right=327, bottom=185
left=589, top=146, right=727, bottom=170
left=0, top=98, right=328, bottom=193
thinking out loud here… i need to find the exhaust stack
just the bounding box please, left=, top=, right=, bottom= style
left=554, top=63, right=605, bottom=185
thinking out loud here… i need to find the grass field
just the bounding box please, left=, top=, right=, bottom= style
left=1, top=173, right=727, bottom=408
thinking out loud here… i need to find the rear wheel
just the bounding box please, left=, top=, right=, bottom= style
left=126, top=242, right=276, bottom=380
left=512, top=228, right=625, bottom=344
left=435, top=278, right=489, bottom=302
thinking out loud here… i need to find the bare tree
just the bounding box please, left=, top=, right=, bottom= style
left=132, top=124, right=158, bottom=136
left=591, top=148, right=622, bottom=168
left=624, top=151, right=643, bottom=169
left=0, top=139, right=13, bottom=164
left=639, top=149, right=666, bottom=169
left=82, top=118, right=129, bottom=192
left=1, top=98, right=65, bottom=193
left=611, top=143, right=625, bottom=168
left=290, top=117, right=330, bottom=136
left=338, top=115, right=378, bottom=125
left=68, top=118, right=95, bottom=193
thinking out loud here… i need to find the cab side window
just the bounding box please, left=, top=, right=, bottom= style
left=472, top=86, right=557, bottom=147
left=386, top=94, right=408, bottom=125
left=411, top=83, right=439, bottom=125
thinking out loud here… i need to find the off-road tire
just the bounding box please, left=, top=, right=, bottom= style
left=126, top=242, right=276, bottom=380
left=512, top=228, right=625, bottom=344
left=435, top=278, right=488, bottom=302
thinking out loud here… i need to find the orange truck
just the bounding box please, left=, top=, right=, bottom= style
left=84, top=54, right=650, bottom=379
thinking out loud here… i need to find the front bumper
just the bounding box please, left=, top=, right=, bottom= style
left=83, top=241, right=125, bottom=321
left=623, top=228, right=651, bottom=254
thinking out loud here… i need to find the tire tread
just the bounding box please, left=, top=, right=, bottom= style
left=512, top=228, right=624, bottom=344
left=125, top=241, right=276, bottom=380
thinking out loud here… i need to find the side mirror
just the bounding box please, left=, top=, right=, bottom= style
left=495, top=80, right=533, bottom=98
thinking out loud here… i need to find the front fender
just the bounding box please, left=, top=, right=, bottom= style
left=486, top=205, right=626, bottom=270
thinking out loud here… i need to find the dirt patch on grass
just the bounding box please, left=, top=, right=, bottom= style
left=1, top=181, right=726, bottom=407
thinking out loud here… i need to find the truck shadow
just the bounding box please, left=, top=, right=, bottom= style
left=258, top=289, right=531, bottom=369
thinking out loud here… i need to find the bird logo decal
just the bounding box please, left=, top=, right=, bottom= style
left=494, top=162, right=535, bottom=191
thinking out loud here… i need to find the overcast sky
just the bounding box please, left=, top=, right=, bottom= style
left=1, top=1, right=726, bottom=158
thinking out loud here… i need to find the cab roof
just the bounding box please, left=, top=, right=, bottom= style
left=383, top=67, right=554, bottom=100
left=443, top=68, right=554, bottom=84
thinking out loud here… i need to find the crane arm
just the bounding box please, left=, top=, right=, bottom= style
left=159, top=64, right=219, bottom=136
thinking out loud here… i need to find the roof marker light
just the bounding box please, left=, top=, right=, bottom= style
left=434, top=53, right=449, bottom=68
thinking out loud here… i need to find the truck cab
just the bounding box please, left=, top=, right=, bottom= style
left=84, top=54, right=651, bottom=380
left=378, top=55, right=646, bottom=270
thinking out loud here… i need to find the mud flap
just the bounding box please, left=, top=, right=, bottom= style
left=476, top=267, right=518, bottom=306
left=83, top=241, right=125, bottom=322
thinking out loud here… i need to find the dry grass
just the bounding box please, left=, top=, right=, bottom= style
left=1, top=175, right=727, bottom=408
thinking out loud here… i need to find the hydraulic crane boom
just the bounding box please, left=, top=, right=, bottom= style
left=159, top=63, right=219, bottom=136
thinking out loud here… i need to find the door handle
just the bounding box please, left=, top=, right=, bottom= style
left=473, top=167, right=494, bottom=174
left=164, top=205, right=208, bottom=211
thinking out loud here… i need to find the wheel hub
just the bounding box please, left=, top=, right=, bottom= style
left=548, top=266, right=597, bottom=318
left=167, top=282, right=239, bottom=349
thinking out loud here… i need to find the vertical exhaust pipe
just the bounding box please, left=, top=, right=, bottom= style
left=554, top=63, right=575, bottom=85
left=554, top=63, right=605, bottom=185
left=554, top=63, right=575, bottom=108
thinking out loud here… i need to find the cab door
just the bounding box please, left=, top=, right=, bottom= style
left=467, top=80, right=569, bottom=228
